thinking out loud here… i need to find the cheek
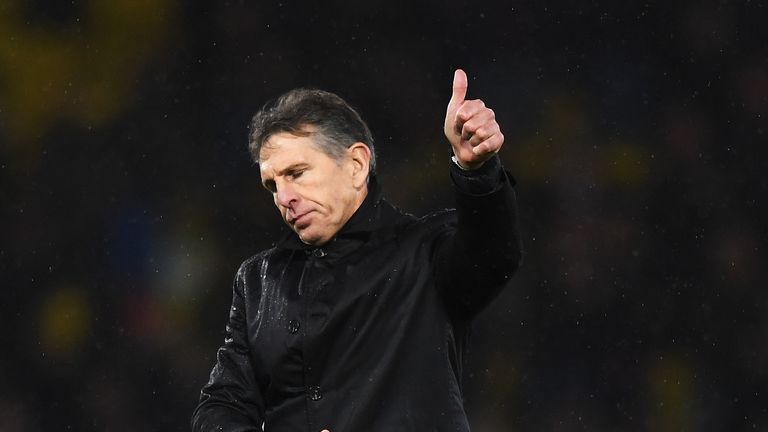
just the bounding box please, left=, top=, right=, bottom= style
left=315, top=186, right=343, bottom=221
left=333, top=186, right=356, bottom=220
left=310, top=170, right=353, bottom=218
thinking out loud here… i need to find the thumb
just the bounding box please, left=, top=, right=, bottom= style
left=449, top=69, right=468, bottom=108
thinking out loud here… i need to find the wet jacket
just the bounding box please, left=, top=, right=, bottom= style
left=192, top=156, right=522, bottom=431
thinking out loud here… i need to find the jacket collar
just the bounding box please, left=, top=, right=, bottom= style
left=275, top=175, right=396, bottom=252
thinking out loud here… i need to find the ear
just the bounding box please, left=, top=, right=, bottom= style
left=346, top=142, right=371, bottom=189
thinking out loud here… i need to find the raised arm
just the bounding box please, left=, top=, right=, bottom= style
left=191, top=262, right=265, bottom=432
left=437, top=69, right=523, bottom=319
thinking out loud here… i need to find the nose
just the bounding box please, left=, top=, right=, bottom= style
left=275, top=180, right=298, bottom=209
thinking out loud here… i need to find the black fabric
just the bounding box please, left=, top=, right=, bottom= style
left=192, top=156, right=522, bottom=432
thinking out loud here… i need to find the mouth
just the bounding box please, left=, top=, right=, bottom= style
left=288, top=211, right=313, bottom=229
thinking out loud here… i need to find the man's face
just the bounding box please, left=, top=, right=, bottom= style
left=259, top=132, right=366, bottom=246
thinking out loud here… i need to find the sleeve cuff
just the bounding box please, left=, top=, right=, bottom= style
left=449, top=154, right=514, bottom=195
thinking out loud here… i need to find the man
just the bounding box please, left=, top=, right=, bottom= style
left=192, top=69, right=522, bottom=431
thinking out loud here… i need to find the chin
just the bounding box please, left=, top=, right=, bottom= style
left=298, top=230, right=325, bottom=246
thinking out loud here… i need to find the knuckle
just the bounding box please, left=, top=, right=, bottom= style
left=465, top=100, right=482, bottom=111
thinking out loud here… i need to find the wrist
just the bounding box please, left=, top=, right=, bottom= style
left=451, top=155, right=486, bottom=170
left=451, top=155, right=470, bottom=170
left=449, top=154, right=506, bottom=195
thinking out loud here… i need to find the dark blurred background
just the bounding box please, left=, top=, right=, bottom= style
left=2, top=0, right=767, bottom=430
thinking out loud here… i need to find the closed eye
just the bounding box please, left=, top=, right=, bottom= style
left=287, top=169, right=304, bottom=180
left=261, top=163, right=309, bottom=193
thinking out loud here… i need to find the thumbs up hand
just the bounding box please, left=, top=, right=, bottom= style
left=443, top=69, right=504, bottom=170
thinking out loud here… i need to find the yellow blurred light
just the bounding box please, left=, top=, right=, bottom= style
left=0, top=0, right=174, bottom=169
left=39, top=286, right=92, bottom=357
left=647, top=354, right=695, bottom=432
left=597, top=141, right=652, bottom=185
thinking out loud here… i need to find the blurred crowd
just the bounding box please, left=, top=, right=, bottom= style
left=1, top=1, right=766, bottom=430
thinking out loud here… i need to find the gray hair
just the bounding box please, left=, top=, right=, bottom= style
left=248, top=88, right=376, bottom=174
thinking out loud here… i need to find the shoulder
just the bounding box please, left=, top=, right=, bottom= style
left=418, top=208, right=457, bottom=225
left=231, top=247, right=294, bottom=307
left=235, top=247, right=283, bottom=285
left=376, top=198, right=454, bottom=230
left=414, top=207, right=457, bottom=228
left=398, top=207, right=458, bottom=240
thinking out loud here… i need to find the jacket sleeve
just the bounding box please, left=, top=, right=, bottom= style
left=435, top=155, right=523, bottom=319
left=191, top=261, right=265, bottom=432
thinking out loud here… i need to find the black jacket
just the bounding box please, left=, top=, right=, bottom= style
left=192, top=156, right=522, bottom=431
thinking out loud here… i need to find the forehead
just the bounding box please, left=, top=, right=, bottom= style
left=259, top=132, right=329, bottom=175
